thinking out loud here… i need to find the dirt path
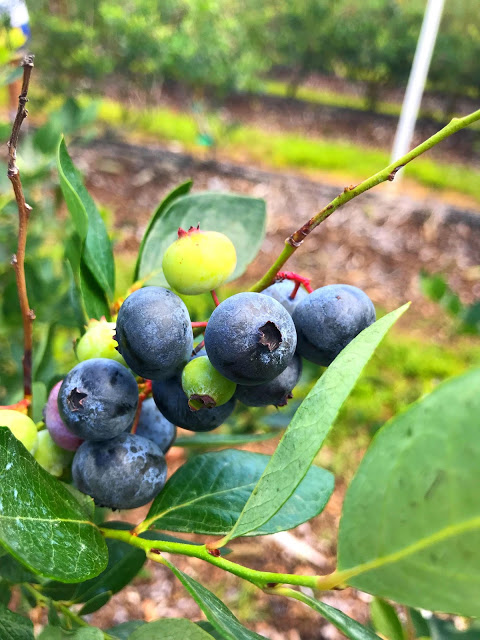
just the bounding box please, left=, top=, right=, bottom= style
left=78, top=138, right=480, bottom=316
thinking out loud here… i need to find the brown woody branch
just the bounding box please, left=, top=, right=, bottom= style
left=7, top=54, right=35, bottom=409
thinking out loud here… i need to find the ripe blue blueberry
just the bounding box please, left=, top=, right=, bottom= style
left=133, top=397, right=177, bottom=454
left=293, top=284, right=376, bottom=366
left=72, top=433, right=167, bottom=509
left=115, top=286, right=193, bottom=380
left=204, top=292, right=297, bottom=386
left=236, top=353, right=302, bottom=407
left=58, top=358, right=138, bottom=441
left=152, top=376, right=236, bottom=432
left=262, top=280, right=308, bottom=315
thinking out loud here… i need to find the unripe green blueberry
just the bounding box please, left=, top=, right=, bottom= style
left=181, top=356, right=236, bottom=410
left=162, top=227, right=237, bottom=295
left=0, top=410, right=38, bottom=454
left=34, top=430, right=73, bottom=477
left=77, top=318, right=126, bottom=366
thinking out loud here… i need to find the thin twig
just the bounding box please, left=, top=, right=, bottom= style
left=7, top=54, right=35, bottom=411
left=250, top=108, right=480, bottom=293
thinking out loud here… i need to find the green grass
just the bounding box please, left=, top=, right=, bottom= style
left=94, top=96, right=480, bottom=203
left=264, top=79, right=403, bottom=117
left=263, top=79, right=480, bottom=131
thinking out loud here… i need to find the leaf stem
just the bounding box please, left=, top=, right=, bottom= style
left=22, top=583, right=115, bottom=640
left=249, top=108, right=480, bottom=293
left=7, top=55, right=35, bottom=413
left=101, top=526, right=333, bottom=591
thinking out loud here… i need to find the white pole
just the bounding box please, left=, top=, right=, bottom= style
left=390, top=0, right=446, bottom=172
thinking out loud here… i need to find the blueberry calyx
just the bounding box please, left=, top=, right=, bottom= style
left=258, top=321, right=282, bottom=351
left=67, top=388, right=87, bottom=411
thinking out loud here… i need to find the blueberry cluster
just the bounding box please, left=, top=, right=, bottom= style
left=40, top=262, right=374, bottom=511
left=44, top=359, right=173, bottom=510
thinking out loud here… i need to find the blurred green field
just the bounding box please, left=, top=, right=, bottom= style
left=94, top=96, right=480, bottom=203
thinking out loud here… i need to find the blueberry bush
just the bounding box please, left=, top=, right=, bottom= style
left=2, top=57, right=480, bottom=640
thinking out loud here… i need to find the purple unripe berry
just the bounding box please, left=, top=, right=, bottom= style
left=45, top=381, right=83, bottom=451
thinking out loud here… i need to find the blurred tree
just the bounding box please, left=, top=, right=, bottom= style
left=429, top=0, right=480, bottom=116
left=331, top=0, right=423, bottom=111
left=267, top=0, right=336, bottom=98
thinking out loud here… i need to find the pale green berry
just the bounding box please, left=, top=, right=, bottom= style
left=34, top=430, right=73, bottom=477
left=181, top=356, right=236, bottom=410
left=0, top=409, right=38, bottom=454
left=162, top=228, right=237, bottom=295
left=77, top=318, right=126, bottom=366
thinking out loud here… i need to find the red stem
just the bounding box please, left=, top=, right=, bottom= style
left=131, top=380, right=152, bottom=435
left=276, top=271, right=313, bottom=295
left=191, top=321, right=208, bottom=328
left=211, top=290, right=220, bottom=307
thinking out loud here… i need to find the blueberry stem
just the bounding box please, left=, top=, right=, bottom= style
left=211, top=289, right=220, bottom=307
left=191, top=321, right=209, bottom=328
left=7, top=55, right=35, bottom=416
left=101, top=526, right=337, bottom=592
left=250, top=108, right=480, bottom=294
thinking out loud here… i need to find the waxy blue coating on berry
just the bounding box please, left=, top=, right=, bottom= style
left=72, top=433, right=167, bottom=509
left=293, top=284, right=376, bottom=366
left=152, top=376, right=235, bottom=432
left=133, top=397, right=177, bottom=454
left=204, top=292, right=297, bottom=385
left=115, top=286, right=193, bottom=380
left=262, top=280, right=308, bottom=315
left=58, top=358, right=138, bottom=441
left=236, top=353, right=302, bottom=407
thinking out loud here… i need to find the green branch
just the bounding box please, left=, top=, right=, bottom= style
left=22, top=583, right=115, bottom=640
left=100, top=527, right=328, bottom=591
left=250, top=108, right=480, bottom=293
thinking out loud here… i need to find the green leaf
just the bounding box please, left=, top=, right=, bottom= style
left=337, top=368, right=480, bottom=617
left=427, top=616, right=480, bottom=639
left=370, top=598, right=405, bottom=640
left=43, top=522, right=145, bottom=603
left=0, top=429, right=108, bottom=582
left=79, top=260, right=111, bottom=320
left=0, top=605, right=34, bottom=640
left=407, top=609, right=430, bottom=638
left=222, top=304, right=409, bottom=543
left=174, top=432, right=278, bottom=448
left=164, top=559, right=267, bottom=640
left=129, top=618, right=216, bottom=639
left=106, top=621, right=145, bottom=639
left=78, top=591, right=112, bottom=615
left=65, top=234, right=110, bottom=321
left=134, top=180, right=193, bottom=281
left=196, top=622, right=226, bottom=639
left=57, top=138, right=115, bottom=299
left=39, top=627, right=104, bottom=640
left=146, top=449, right=333, bottom=535
left=0, top=554, right=38, bottom=584
left=0, top=581, right=11, bottom=606
left=137, top=193, right=266, bottom=286
left=285, top=591, right=381, bottom=640
left=31, top=382, right=47, bottom=424
left=419, top=272, right=447, bottom=302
